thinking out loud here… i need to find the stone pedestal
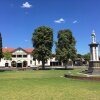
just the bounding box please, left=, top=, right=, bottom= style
left=89, top=61, right=100, bottom=68
left=88, top=61, right=100, bottom=74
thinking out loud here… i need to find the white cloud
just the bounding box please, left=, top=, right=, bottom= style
left=73, top=20, right=78, bottom=24
left=21, top=2, right=32, bottom=8
left=25, top=40, right=28, bottom=42
left=54, top=18, right=65, bottom=23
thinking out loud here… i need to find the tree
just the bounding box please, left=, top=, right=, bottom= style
left=77, top=54, right=83, bottom=59
left=56, top=29, right=76, bottom=68
left=83, top=53, right=90, bottom=64
left=32, top=26, right=53, bottom=69
left=51, top=53, right=56, bottom=58
left=3, top=50, right=12, bottom=60
left=0, top=33, right=3, bottom=60
left=76, top=53, right=83, bottom=66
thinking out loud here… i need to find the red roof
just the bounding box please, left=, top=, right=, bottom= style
left=23, top=48, right=34, bottom=53
left=2, top=48, right=15, bottom=53
left=2, top=48, right=34, bottom=53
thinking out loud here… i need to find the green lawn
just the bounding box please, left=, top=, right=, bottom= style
left=0, top=69, right=100, bottom=100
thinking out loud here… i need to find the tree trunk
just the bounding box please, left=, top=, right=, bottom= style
left=61, top=62, right=63, bottom=66
left=63, top=62, right=67, bottom=69
left=42, top=60, right=45, bottom=70
left=72, top=61, right=74, bottom=67
left=64, top=61, right=68, bottom=69
left=65, top=64, right=67, bottom=69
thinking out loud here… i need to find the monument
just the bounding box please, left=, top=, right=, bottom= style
left=88, top=30, right=100, bottom=74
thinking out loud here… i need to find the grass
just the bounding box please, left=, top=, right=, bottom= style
left=0, top=69, right=100, bottom=100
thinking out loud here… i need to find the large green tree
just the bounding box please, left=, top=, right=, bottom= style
left=56, top=29, right=76, bottom=68
left=0, top=33, right=3, bottom=60
left=32, top=26, right=53, bottom=69
left=3, top=50, right=12, bottom=60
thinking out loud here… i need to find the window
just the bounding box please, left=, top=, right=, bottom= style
left=12, top=55, right=16, bottom=58
left=33, top=58, right=35, bottom=61
left=11, top=61, right=16, bottom=67
left=23, top=61, right=27, bottom=67
left=23, top=55, right=27, bottom=58
left=38, top=61, right=40, bottom=64
left=17, top=55, right=22, bottom=58
left=30, top=60, right=32, bottom=64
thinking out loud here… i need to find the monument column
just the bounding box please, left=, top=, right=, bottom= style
left=88, top=30, right=100, bottom=73
left=96, top=46, right=99, bottom=61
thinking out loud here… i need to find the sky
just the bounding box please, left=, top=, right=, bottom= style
left=0, top=0, right=100, bottom=55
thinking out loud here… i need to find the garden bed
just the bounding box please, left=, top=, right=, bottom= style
left=64, top=74, right=100, bottom=81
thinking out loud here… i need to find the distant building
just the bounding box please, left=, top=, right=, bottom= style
left=0, top=47, right=51, bottom=68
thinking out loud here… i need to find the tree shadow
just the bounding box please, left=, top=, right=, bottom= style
left=0, top=70, right=6, bottom=72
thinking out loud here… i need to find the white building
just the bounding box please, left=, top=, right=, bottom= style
left=0, top=47, right=52, bottom=68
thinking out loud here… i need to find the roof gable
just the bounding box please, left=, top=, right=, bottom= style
left=2, top=48, right=34, bottom=53
left=23, top=48, right=33, bottom=53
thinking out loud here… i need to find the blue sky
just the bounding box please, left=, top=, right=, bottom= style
left=0, top=0, right=100, bottom=55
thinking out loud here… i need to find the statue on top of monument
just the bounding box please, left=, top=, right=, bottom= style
left=91, top=30, right=96, bottom=43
